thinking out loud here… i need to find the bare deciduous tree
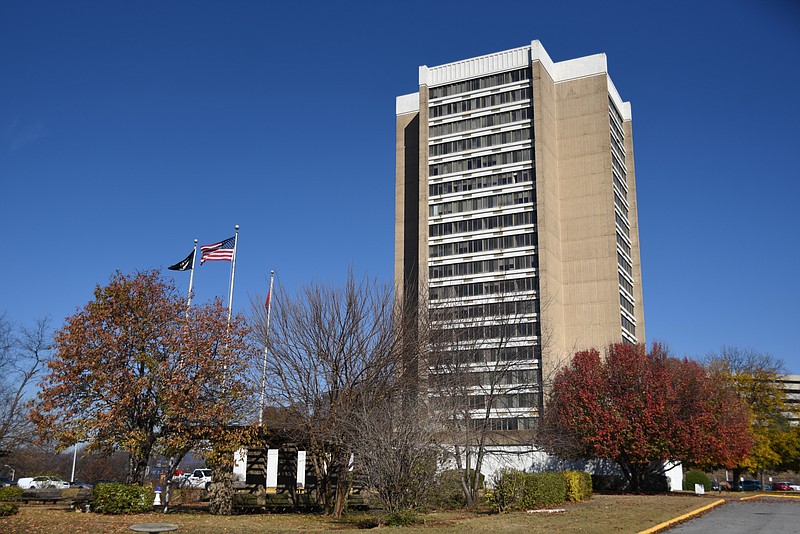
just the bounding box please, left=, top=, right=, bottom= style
left=426, top=289, right=541, bottom=507
left=257, top=272, right=406, bottom=517
left=0, top=314, right=50, bottom=454
left=351, top=394, right=439, bottom=513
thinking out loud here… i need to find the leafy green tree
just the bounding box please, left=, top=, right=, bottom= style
left=705, top=347, right=793, bottom=487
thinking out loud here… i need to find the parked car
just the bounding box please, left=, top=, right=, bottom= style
left=185, top=468, right=212, bottom=490
left=714, top=480, right=732, bottom=491
left=0, top=476, right=16, bottom=487
left=172, top=472, right=191, bottom=487
left=70, top=480, right=92, bottom=489
left=737, top=479, right=762, bottom=491
left=17, top=476, right=70, bottom=490
left=790, top=484, right=800, bottom=491
left=772, top=481, right=792, bottom=491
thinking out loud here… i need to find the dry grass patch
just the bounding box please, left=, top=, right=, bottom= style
left=0, top=494, right=716, bottom=533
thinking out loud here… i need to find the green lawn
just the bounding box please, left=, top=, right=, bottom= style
left=0, top=493, right=721, bottom=533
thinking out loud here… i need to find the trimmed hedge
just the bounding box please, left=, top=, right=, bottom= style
left=489, top=469, right=592, bottom=512
left=91, top=482, right=154, bottom=514
left=563, top=470, right=593, bottom=502
left=0, top=486, right=23, bottom=516
left=0, top=486, right=23, bottom=501
left=683, top=470, right=711, bottom=492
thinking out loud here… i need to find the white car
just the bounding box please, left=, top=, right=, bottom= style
left=791, top=484, right=800, bottom=492
left=17, top=476, right=70, bottom=490
left=185, top=469, right=212, bottom=489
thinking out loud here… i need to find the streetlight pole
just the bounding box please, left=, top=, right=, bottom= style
left=71, top=445, right=78, bottom=482
left=3, top=464, right=14, bottom=481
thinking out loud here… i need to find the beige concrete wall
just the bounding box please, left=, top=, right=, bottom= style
left=531, top=62, right=567, bottom=386
left=395, top=107, right=420, bottom=304
left=535, top=67, right=645, bottom=387
left=416, top=86, right=430, bottom=305
left=555, top=73, right=623, bottom=355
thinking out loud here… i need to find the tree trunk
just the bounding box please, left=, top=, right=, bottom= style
left=209, top=468, right=234, bottom=515
left=162, top=451, right=188, bottom=512
left=127, top=451, right=150, bottom=485
left=310, top=453, right=331, bottom=513
left=330, top=452, right=351, bottom=518
left=731, top=468, right=744, bottom=491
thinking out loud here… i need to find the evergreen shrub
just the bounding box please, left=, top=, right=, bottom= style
left=525, top=472, right=566, bottom=508
left=0, top=486, right=23, bottom=516
left=683, top=470, right=711, bottom=492
left=91, top=482, right=154, bottom=514
left=489, top=469, right=588, bottom=512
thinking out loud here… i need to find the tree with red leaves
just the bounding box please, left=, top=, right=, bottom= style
left=540, top=343, right=752, bottom=492
left=31, top=270, right=254, bottom=486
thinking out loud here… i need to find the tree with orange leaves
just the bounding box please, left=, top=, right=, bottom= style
left=31, top=270, right=254, bottom=486
left=540, top=343, right=752, bottom=492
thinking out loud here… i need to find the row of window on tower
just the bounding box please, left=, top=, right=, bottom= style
left=435, top=322, right=537, bottom=343
left=430, top=254, right=536, bottom=280
left=430, top=88, right=531, bottom=119
left=429, top=232, right=535, bottom=259
left=429, top=169, right=532, bottom=198
left=430, top=277, right=536, bottom=300
left=430, top=189, right=534, bottom=217
left=428, top=68, right=530, bottom=99
left=429, top=148, right=533, bottom=177
left=428, top=367, right=538, bottom=388
left=428, top=107, right=531, bottom=139
left=429, top=210, right=534, bottom=238
left=429, top=127, right=532, bottom=158
left=429, top=344, right=539, bottom=365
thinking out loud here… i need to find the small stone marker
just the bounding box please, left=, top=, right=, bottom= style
left=128, top=523, right=179, bottom=533
left=527, top=508, right=566, bottom=514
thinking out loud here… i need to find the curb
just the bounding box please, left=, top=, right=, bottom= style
left=740, top=493, right=800, bottom=501
left=637, top=498, right=726, bottom=534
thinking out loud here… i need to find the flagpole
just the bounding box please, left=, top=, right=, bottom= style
left=227, top=225, right=239, bottom=324
left=186, top=239, right=198, bottom=310
left=258, top=270, right=275, bottom=427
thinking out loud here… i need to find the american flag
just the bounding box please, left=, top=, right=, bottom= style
left=200, top=236, right=235, bottom=264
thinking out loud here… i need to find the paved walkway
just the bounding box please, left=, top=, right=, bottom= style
left=663, top=498, right=800, bottom=533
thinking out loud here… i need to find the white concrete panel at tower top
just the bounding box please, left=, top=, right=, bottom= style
left=416, top=40, right=631, bottom=121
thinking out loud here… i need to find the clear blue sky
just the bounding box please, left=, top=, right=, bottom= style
left=2, top=1, right=798, bottom=370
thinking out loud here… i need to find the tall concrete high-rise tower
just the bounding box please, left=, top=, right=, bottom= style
left=395, top=41, right=645, bottom=429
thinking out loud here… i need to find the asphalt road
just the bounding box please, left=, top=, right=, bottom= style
left=666, top=499, right=800, bottom=533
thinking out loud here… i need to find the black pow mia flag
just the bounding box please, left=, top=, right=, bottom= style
left=168, top=249, right=195, bottom=271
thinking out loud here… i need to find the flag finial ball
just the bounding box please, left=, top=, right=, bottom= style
left=235, top=225, right=240, bottom=230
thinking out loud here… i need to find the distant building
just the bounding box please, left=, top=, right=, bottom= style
left=395, top=40, right=645, bottom=428
left=778, top=374, right=800, bottom=424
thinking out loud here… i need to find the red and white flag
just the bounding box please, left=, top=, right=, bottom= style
left=200, top=236, right=235, bottom=264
